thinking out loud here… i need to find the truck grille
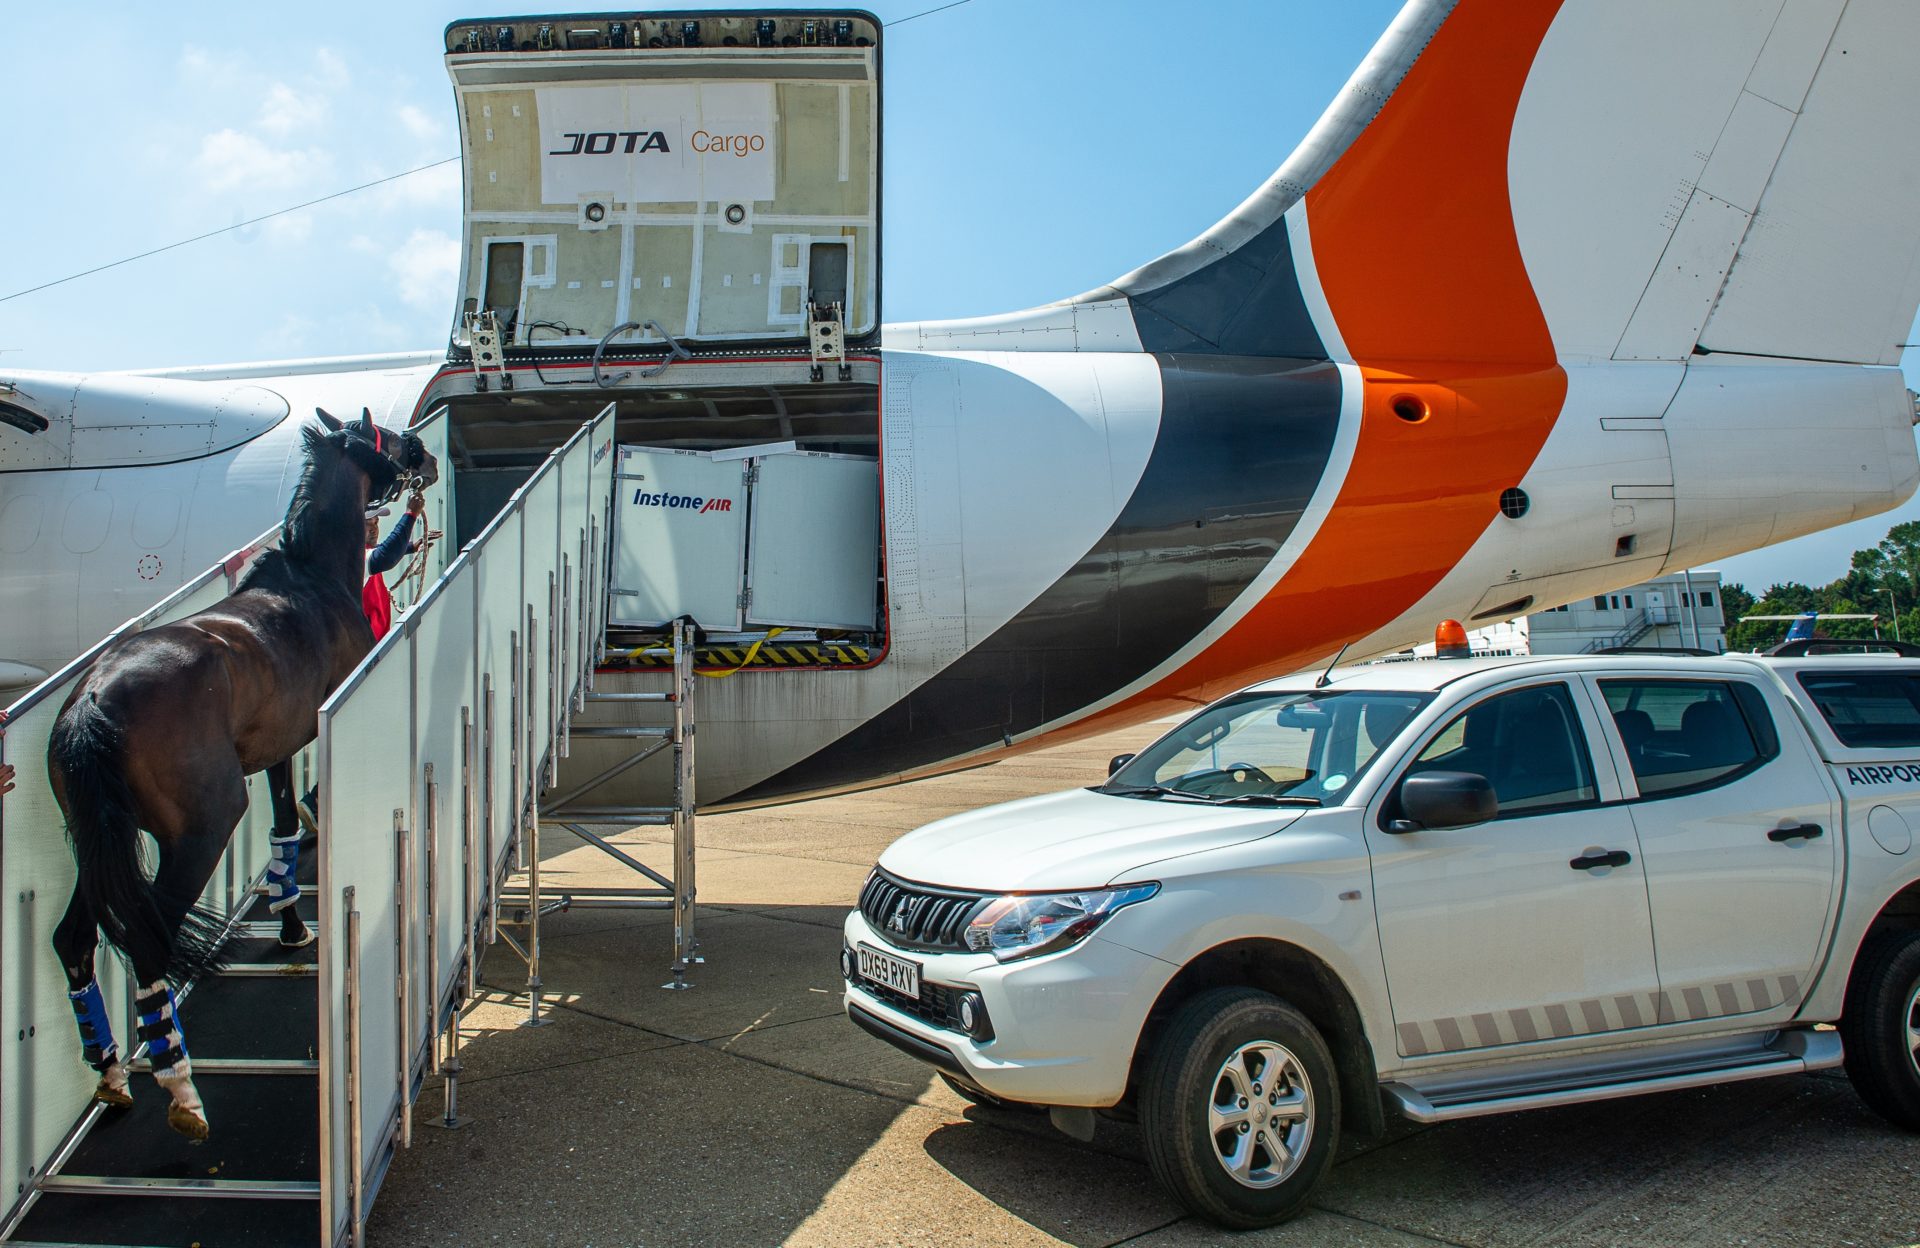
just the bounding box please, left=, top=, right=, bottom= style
left=854, top=972, right=960, bottom=1031
left=858, top=869, right=988, bottom=952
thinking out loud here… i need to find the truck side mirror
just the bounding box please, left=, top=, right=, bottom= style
left=1108, top=753, right=1136, bottom=777
left=1389, top=771, right=1497, bottom=833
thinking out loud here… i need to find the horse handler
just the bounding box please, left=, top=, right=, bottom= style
left=291, top=489, right=429, bottom=846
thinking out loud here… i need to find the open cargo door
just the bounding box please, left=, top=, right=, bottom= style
left=444, top=13, right=880, bottom=356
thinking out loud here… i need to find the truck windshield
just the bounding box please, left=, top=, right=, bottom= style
left=1103, top=690, right=1431, bottom=804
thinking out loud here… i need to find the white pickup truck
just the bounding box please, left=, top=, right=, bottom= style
left=841, top=647, right=1920, bottom=1227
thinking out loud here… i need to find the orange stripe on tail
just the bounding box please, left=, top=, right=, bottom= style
left=1051, top=1, right=1573, bottom=744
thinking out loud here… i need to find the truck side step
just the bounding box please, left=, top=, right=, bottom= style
left=1380, top=1029, right=1842, bottom=1123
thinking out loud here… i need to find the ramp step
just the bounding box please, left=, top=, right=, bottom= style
left=569, top=726, right=672, bottom=739
left=38, top=1177, right=319, bottom=1199
left=130, top=1058, right=319, bottom=1075
left=214, top=963, right=317, bottom=978
left=1382, top=1030, right=1842, bottom=1123
left=545, top=806, right=674, bottom=823
left=13, top=1191, right=322, bottom=1246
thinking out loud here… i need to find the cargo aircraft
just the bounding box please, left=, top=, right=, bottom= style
left=4, top=1, right=1920, bottom=810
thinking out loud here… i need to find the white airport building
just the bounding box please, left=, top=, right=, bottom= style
left=1397, top=571, right=1728, bottom=659
left=1526, top=570, right=1728, bottom=654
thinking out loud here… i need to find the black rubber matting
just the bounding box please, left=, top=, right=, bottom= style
left=178, top=977, right=317, bottom=1064
left=15, top=1191, right=320, bottom=1247
left=222, top=935, right=321, bottom=968
left=58, top=1074, right=318, bottom=1183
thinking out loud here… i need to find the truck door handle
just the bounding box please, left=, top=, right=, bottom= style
left=1768, top=823, right=1824, bottom=843
left=1569, top=849, right=1632, bottom=871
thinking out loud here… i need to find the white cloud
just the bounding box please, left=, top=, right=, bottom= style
left=376, top=158, right=462, bottom=210
left=262, top=312, right=316, bottom=355
left=257, top=82, right=326, bottom=137
left=194, top=128, right=333, bottom=194
left=396, top=104, right=442, bottom=142
left=388, top=229, right=461, bottom=310
left=312, top=48, right=350, bottom=91
left=260, top=212, right=314, bottom=245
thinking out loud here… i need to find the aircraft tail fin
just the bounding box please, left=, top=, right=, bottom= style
left=1103, top=0, right=1920, bottom=370
left=1786, top=614, right=1819, bottom=643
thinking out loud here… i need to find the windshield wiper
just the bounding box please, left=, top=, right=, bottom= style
left=1097, top=785, right=1320, bottom=807
left=1096, top=784, right=1216, bottom=802
left=1205, top=793, right=1322, bottom=807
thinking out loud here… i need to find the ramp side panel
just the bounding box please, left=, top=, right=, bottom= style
left=585, top=412, right=618, bottom=652
left=391, top=407, right=458, bottom=617
left=474, top=509, right=525, bottom=880
left=0, top=674, right=136, bottom=1225
left=519, top=469, right=565, bottom=789
left=317, top=637, right=413, bottom=1243
left=409, top=556, right=480, bottom=1018
left=0, top=526, right=279, bottom=1236
left=559, top=434, right=594, bottom=699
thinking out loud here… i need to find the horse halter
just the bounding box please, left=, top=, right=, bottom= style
left=360, top=424, right=427, bottom=505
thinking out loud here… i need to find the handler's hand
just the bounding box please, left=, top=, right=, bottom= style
left=406, top=491, right=427, bottom=518
left=0, top=764, right=14, bottom=797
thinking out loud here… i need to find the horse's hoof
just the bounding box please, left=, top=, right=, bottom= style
left=93, top=1081, right=133, bottom=1109
left=166, top=1105, right=209, bottom=1141
left=279, top=925, right=316, bottom=950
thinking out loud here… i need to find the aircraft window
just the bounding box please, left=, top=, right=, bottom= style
left=1796, top=672, right=1920, bottom=749
left=1601, top=679, right=1775, bottom=796
left=0, top=400, right=48, bottom=434
left=1103, top=689, right=1432, bottom=805
left=1403, top=683, right=1597, bottom=814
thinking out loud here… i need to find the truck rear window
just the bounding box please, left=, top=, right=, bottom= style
left=1795, top=672, right=1920, bottom=748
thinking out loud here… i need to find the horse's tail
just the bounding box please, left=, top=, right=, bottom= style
left=50, top=695, right=228, bottom=985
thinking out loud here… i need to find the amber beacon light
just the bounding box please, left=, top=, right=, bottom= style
left=1434, top=619, right=1471, bottom=658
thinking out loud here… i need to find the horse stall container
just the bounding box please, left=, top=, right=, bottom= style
left=610, top=443, right=877, bottom=634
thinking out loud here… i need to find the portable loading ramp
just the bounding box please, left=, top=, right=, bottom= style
left=0, top=404, right=666, bottom=1247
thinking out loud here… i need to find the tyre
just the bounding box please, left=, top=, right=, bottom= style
left=938, top=1072, right=1043, bottom=1113
left=1841, top=928, right=1920, bottom=1131
left=1139, top=987, right=1341, bottom=1229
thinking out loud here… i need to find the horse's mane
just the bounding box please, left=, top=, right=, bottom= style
left=280, top=425, right=398, bottom=567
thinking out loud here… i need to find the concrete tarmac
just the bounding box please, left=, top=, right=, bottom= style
left=370, top=725, right=1920, bottom=1247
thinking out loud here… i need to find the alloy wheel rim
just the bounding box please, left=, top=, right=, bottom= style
left=1905, top=978, right=1920, bottom=1081
left=1206, top=1040, right=1313, bottom=1189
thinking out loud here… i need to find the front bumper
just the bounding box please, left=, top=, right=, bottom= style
left=839, top=908, right=1173, bottom=1108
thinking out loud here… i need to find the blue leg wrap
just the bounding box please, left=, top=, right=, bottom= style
left=267, top=831, right=302, bottom=913
left=135, top=982, right=187, bottom=1073
left=68, top=979, right=119, bottom=1073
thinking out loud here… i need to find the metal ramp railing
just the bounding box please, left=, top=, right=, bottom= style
left=0, top=403, right=657, bottom=1248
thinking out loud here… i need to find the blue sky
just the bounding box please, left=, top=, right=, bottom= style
left=2, top=0, right=1915, bottom=593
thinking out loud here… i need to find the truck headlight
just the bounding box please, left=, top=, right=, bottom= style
left=962, top=884, right=1159, bottom=963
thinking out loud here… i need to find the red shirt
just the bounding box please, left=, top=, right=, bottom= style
left=362, top=574, right=394, bottom=641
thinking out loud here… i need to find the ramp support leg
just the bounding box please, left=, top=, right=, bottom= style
left=431, top=1005, right=468, bottom=1130
left=664, top=620, right=700, bottom=989
left=520, top=801, right=553, bottom=1027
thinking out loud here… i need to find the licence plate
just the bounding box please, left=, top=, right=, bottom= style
left=856, top=942, right=921, bottom=1000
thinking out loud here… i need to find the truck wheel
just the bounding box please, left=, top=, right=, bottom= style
left=1139, top=987, right=1340, bottom=1229
left=938, top=1073, right=1042, bottom=1113
left=1842, top=928, right=1920, bottom=1131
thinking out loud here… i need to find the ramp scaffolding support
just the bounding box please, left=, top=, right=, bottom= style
left=504, top=620, right=701, bottom=987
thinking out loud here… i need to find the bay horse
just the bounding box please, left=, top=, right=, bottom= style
left=49, top=408, right=437, bottom=1140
